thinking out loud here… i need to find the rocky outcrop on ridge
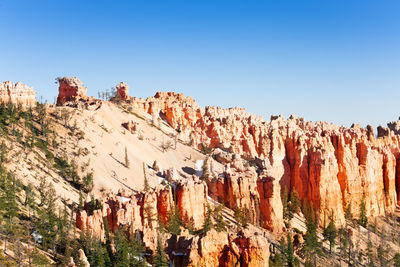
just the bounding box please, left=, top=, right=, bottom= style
left=115, top=82, right=130, bottom=101
left=130, top=92, right=400, bottom=229
left=0, top=81, right=36, bottom=106
left=56, top=77, right=88, bottom=105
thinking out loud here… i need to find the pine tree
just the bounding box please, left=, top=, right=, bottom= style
left=167, top=206, right=182, bottom=235
left=358, top=198, right=368, bottom=227
left=124, top=146, right=130, bottom=168
left=154, top=234, right=169, bottom=267
left=303, top=203, right=321, bottom=267
left=200, top=158, right=209, bottom=181
left=201, top=204, right=213, bottom=235
left=0, top=171, right=19, bottom=253
left=338, top=227, right=349, bottom=264
left=282, top=186, right=292, bottom=222
left=234, top=206, right=250, bottom=229
left=144, top=204, right=156, bottom=229
left=345, top=202, right=352, bottom=220
left=213, top=205, right=227, bottom=232
left=323, top=219, right=337, bottom=253
left=143, top=162, right=150, bottom=192
left=289, top=189, right=300, bottom=214
left=37, top=183, right=58, bottom=251
left=115, top=229, right=130, bottom=267
left=393, top=253, right=400, bottom=267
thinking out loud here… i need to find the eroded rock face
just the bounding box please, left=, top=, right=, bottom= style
left=0, top=81, right=36, bottom=106
left=176, top=179, right=208, bottom=229
left=116, top=82, right=130, bottom=101
left=130, top=92, right=400, bottom=228
left=56, top=77, right=88, bottom=105
left=76, top=180, right=207, bottom=249
left=208, top=159, right=285, bottom=233
left=185, top=229, right=270, bottom=267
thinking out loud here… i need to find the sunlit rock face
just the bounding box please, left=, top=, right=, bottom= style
left=116, top=82, right=130, bottom=101
left=0, top=81, right=36, bottom=106
left=131, top=92, right=400, bottom=228
left=56, top=77, right=88, bottom=105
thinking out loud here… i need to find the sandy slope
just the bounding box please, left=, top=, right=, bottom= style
left=63, top=101, right=219, bottom=198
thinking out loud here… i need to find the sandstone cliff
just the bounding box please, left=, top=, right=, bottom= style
left=0, top=81, right=36, bottom=106
left=129, top=92, right=400, bottom=229
left=76, top=180, right=208, bottom=250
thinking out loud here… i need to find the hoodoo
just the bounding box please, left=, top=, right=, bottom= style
left=115, top=82, right=130, bottom=101
left=56, top=77, right=88, bottom=105
left=0, top=81, right=36, bottom=106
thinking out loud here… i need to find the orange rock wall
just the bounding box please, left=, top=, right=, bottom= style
left=131, top=92, right=400, bottom=228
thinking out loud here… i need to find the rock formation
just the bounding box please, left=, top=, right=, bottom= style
left=0, top=81, right=36, bottom=106
left=56, top=77, right=88, bottom=105
left=76, top=180, right=208, bottom=250
left=130, top=92, right=400, bottom=228
left=122, top=120, right=137, bottom=133
left=183, top=229, right=270, bottom=267
left=115, top=82, right=130, bottom=101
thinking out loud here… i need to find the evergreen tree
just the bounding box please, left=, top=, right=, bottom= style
left=201, top=204, right=213, bottom=235
left=345, top=202, right=352, bottom=220
left=154, top=234, right=169, bottom=267
left=303, top=204, right=321, bottom=267
left=82, top=172, right=94, bottom=193
left=144, top=204, right=156, bottom=229
left=115, top=229, right=130, bottom=267
left=282, top=186, right=291, bottom=222
left=289, top=189, right=300, bottom=214
left=338, top=227, right=349, bottom=263
left=393, top=253, right=400, bottom=267
left=124, top=146, right=130, bottom=168
left=213, top=205, right=227, bottom=232
left=322, top=219, right=337, bottom=253
left=358, top=198, right=368, bottom=227
left=234, top=206, right=250, bottom=229
left=143, top=162, right=150, bottom=191
left=200, top=158, right=209, bottom=181
left=284, top=233, right=297, bottom=267
left=37, top=183, right=58, bottom=251
left=0, top=172, right=19, bottom=253
left=167, top=206, right=182, bottom=235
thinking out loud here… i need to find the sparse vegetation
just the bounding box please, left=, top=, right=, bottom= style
left=233, top=206, right=250, bottom=229
left=358, top=198, right=368, bottom=228
left=124, top=146, right=130, bottom=168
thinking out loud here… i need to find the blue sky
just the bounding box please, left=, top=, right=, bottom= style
left=1, top=0, right=399, bottom=128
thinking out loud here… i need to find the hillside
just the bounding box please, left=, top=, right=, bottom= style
left=1, top=78, right=400, bottom=266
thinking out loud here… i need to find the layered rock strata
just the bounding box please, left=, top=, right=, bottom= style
left=56, top=77, right=88, bottom=105
left=76, top=181, right=208, bottom=250
left=130, top=92, right=400, bottom=229
left=0, top=81, right=36, bottom=106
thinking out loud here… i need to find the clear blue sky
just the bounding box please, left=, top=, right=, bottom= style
left=1, top=0, right=399, bottom=128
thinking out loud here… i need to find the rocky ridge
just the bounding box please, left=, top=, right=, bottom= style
left=0, top=81, right=36, bottom=106
left=130, top=91, right=400, bottom=230
left=56, top=77, right=89, bottom=105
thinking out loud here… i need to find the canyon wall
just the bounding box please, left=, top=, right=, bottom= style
left=76, top=180, right=270, bottom=266
left=0, top=81, right=36, bottom=106
left=130, top=92, right=400, bottom=228
left=76, top=181, right=208, bottom=250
